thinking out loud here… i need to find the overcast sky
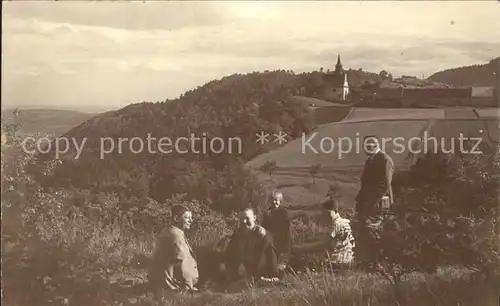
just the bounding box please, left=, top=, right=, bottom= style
left=2, top=1, right=500, bottom=111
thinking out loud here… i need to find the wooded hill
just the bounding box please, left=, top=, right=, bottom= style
left=39, top=70, right=316, bottom=211
left=427, top=57, right=499, bottom=87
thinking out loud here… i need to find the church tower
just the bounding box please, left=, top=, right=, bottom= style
left=335, top=54, right=344, bottom=75
left=341, top=71, right=349, bottom=100
left=322, top=54, right=350, bottom=101
left=334, top=55, right=349, bottom=100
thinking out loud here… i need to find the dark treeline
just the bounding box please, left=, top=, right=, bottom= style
left=427, top=57, right=499, bottom=87
left=37, top=70, right=307, bottom=211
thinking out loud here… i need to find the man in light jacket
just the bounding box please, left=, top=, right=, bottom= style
left=148, top=204, right=199, bottom=292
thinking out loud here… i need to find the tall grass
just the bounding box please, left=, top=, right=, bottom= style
left=3, top=205, right=499, bottom=306
left=2, top=176, right=498, bottom=306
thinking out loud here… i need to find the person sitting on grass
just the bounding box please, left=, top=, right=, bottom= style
left=219, top=207, right=280, bottom=282
left=291, top=198, right=355, bottom=271
left=147, top=204, right=199, bottom=293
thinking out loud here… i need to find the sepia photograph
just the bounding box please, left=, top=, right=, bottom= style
left=1, top=1, right=500, bottom=305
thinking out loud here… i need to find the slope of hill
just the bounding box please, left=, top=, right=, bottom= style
left=247, top=107, right=500, bottom=208
left=28, top=68, right=388, bottom=212
left=2, top=109, right=97, bottom=137
left=35, top=70, right=319, bottom=210
left=29, top=61, right=498, bottom=211
left=427, top=57, right=499, bottom=86
left=288, top=96, right=353, bottom=125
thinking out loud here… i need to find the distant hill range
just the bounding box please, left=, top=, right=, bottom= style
left=2, top=108, right=97, bottom=136
left=426, top=57, right=500, bottom=87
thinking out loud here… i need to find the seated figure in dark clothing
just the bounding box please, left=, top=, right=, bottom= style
left=219, top=207, right=279, bottom=281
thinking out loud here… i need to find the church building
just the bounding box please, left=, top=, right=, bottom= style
left=323, top=55, right=350, bottom=100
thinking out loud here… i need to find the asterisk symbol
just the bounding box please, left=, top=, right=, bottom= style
left=274, top=131, right=288, bottom=145
left=256, top=131, right=270, bottom=145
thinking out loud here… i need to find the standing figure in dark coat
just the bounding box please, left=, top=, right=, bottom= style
left=354, top=135, right=394, bottom=265
left=355, top=135, right=394, bottom=221
left=262, top=190, right=291, bottom=265
left=219, top=207, right=279, bottom=281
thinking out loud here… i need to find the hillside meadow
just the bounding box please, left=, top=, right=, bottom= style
left=2, top=69, right=499, bottom=306
left=3, top=118, right=499, bottom=306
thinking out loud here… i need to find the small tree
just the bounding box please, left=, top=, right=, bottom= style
left=308, top=163, right=322, bottom=185
left=379, top=70, right=389, bottom=80
left=259, top=160, right=277, bottom=180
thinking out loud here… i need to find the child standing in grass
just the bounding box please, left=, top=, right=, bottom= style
left=262, top=189, right=291, bottom=267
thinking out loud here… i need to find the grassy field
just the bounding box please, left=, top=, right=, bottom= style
left=289, top=96, right=353, bottom=125
left=290, top=96, right=351, bottom=108
left=6, top=218, right=497, bottom=306
left=247, top=119, right=428, bottom=169
left=247, top=107, right=500, bottom=209
left=4, top=105, right=499, bottom=306
left=341, top=108, right=446, bottom=123
left=252, top=167, right=360, bottom=211
left=113, top=268, right=499, bottom=306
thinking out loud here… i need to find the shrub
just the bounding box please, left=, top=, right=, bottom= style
left=354, top=151, right=499, bottom=305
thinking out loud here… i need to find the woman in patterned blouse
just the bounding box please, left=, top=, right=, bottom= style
left=291, top=198, right=355, bottom=269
